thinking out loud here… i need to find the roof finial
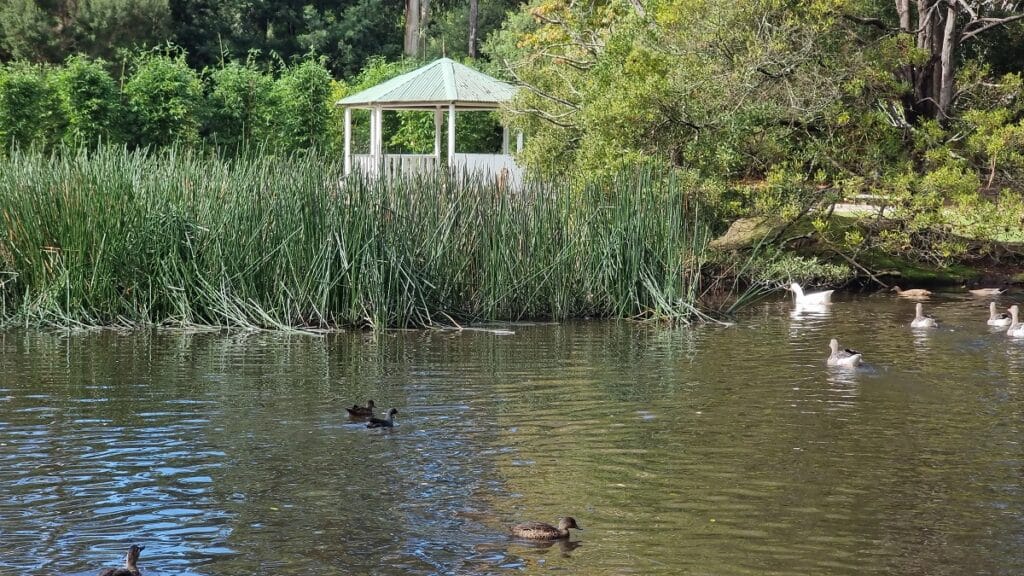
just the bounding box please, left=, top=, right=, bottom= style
left=442, top=38, right=446, bottom=58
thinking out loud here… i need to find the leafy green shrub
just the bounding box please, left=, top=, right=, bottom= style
left=269, top=58, right=332, bottom=151
left=207, top=61, right=274, bottom=151
left=123, top=50, right=204, bottom=147
left=55, top=55, right=123, bottom=146
left=741, top=247, right=852, bottom=287
left=0, top=62, right=64, bottom=151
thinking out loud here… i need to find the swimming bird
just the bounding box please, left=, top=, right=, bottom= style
left=345, top=400, right=375, bottom=418
left=910, top=302, right=938, bottom=328
left=1007, top=305, right=1024, bottom=338
left=511, top=517, right=581, bottom=540
left=99, top=545, right=144, bottom=576
left=366, top=408, right=398, bottom=428
left=827, top=338, right=862, bottom=367
left=968, top=287, right=1005, bottom=296
left=988, top=302, right=1012, bottom=327
left=788, top=282, right=834, bottom=305
left=891, top=286, right=932, bottom=298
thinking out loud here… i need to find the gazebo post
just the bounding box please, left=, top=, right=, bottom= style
left=501, top=125, right=509, bottom=155
left=516, top=131, right=524, bottom=154
left=372, top=107, right=384, bottom=173
left=343, top=107, right=352, bottom=175
left=434, top=107, right=443, bottom=168
left=447, top=104, right=456, bottom=169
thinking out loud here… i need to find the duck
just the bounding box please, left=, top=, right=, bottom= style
left=827, top=338, right=862, bottom=367
left=366, top=408, right=398, bottom=428
left=345, top=400, right=375, bottom=418
left=968, top=287, right=1005, bottom=297
left=99, top=544, right=144, bottom=576
left=891, top=285, right=932, bottom=298
left=788, top=282, right=834, bottom=306
left=987, top=302, right=1012, bottom=327
left=511, top=517, right=581, bottom=540
left=1007, top=305, right=1024, bottom=338
left=910, top=302, right=938, bottom=328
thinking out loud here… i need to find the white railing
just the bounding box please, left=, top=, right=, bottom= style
left=353, top=154, right=439, bottom=178
left=351, top=153, right=523, bottom=189
left=452, top=154, right=523, bottom=190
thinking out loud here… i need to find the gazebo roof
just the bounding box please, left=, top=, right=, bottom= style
left=337, top=58, right=517, bottom=110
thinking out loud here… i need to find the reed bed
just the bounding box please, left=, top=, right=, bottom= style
left=0, top=147, right=741, bottom=329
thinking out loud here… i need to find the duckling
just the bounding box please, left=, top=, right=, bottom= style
left=827, top=338, right=862, bottom=367
left=99, top=544, right=144, bottom=576
left=345, top=400, right=375, bottom=418
left=988, top=302, right=1012, bottom=327
left=910, top=302, right=938, bottom=328
left=788, top=282, right=833, bottom=306
left=891, top=285, right=932, bottom=299
left=1007, top=305, right=1024, bottom=338
left=511, top=517, right=581, bottom=540
left=366, top=408, right=398, bottom=428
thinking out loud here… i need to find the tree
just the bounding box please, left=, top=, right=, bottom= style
left=850, top=0, right=1024, bottom=122
left=0, top=0, right=170, bottom=64
left=54, top=55, right=123, bottom=146
left=0, top=62, right=64, bottom=150
left=123, top=50, right=204, bottom=147
left=468, top=0, right=478, bottom=58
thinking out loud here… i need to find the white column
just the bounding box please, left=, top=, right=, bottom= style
left=434, top=108, right=443, bottom=164
left=516, top=131, right=524, bottom=154
left=372, top=107, right=384, bottom=174
left=447, top=104, right=456, bottom=168
left=368, top=109, right=377, bottom=164
left=343, top=107, right=352, bottom=175
left=501, top=125, right=509, bottom=155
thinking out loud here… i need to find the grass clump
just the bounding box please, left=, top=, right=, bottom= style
left=0, top=146, right=746, bottom=329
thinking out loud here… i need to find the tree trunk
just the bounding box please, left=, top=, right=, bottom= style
left=468, top=0, right=479, bottom=59
left=938, top=1, right=958, bottom=118
left=405, top=0, right=421, bottom=57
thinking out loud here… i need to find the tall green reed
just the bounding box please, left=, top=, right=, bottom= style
left=0, top=146, right=741, bottom=329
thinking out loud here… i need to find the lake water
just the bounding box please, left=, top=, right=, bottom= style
left=1, top=293, right=1022, bottom=575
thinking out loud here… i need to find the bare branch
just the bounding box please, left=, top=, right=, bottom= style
left=961, top=13, right=1024, bottom=42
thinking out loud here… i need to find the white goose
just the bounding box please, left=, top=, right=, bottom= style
left=1007, top=305, right=1024, bottom=338
left=789, top=283, right=834, bottom=306
left=910, top=302, right=938, bottom=328
left=988, top=302, right=1012, bottom=327
left=827, top=338, right=862, bottom=367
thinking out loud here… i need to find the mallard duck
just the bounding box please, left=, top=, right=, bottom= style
left=366, top=408, right=398, bottom=428
left=99, top=545, right=144, bottom=576
left=511, top=517, right=581, bottom=540
left=988, top=302, right=1012, bottom=327
left=910, top=302, right=938, bottom=328
left=968, top=287, right=1005, bottom=297
left=1007, top=305, right=1024, bottom=338
left=345, top=400, right=375, bottom=418
left=827, top=338, right=862, bottom=367
left=788, top=282, right=834, bottom=305
left=891, top=285, right=932, bottom=298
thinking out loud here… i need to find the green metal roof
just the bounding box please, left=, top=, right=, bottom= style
left=337, top=58, right=517, bottom=109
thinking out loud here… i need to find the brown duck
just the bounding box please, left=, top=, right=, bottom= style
left=891, top=285, right=932, bottom=298
left=345, top=400, right=375, bottom=418
left=99, top=544, right=144, bottom=576
left=366, top=408, right=398, bottom=428
left=511, top=517, right=581, bottom=540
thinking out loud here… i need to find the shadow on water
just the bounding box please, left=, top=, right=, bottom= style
left=1, top=292, right=1023, bottom=574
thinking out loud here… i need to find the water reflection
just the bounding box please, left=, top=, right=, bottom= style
left=1, top=296, right=1023, bottom=575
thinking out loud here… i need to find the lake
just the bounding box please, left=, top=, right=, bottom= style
left=1, top=293, right=1022, bottom=574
